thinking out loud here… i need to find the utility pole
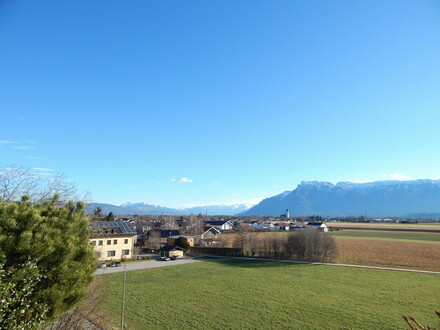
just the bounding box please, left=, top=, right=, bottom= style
left=121, top=263, right=127, bottom=329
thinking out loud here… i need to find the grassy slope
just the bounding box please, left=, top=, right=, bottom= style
left=101, top=260, right=440, bottom=329
left=330, top=230, right=440, bottom=244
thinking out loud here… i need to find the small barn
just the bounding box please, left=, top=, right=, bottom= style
left=159, top=245, right=186, bottom=258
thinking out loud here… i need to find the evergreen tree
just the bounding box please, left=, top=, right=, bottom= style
left=0, top=259, right=48, bottom=329
left=174, top=236, right=190, bottom=250
left=105, top=211, right=115, bottom=222
left=92, top=206, right=104, bottom=221
left=0, top=195, right=97, bottom=327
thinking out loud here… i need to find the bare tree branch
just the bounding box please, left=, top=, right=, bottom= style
left=0, top=166, right=82, bottom=203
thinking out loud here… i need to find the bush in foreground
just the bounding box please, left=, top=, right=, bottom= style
left=0, top=195, right=97, bottom=328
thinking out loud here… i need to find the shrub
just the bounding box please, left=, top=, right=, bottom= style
left=285, top=229, right=337, bottom=262
left=0, top=195, right=97, bottom=326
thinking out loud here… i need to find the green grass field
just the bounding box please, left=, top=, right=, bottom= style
left=100, top=259, right=440, bottom=329
left=329, top=230, right=440, bottom=244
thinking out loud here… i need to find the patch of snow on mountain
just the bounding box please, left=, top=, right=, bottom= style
left=279, top=191, right=292, bottom=199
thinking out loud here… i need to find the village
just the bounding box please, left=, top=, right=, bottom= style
left=89, top=209, right=331, bottom=264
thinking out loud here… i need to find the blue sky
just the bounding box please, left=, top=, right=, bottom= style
left=1, top=1, right=440, bottom=208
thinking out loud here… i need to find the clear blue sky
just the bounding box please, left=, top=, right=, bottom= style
left=1, top=0, right=439, bottom=208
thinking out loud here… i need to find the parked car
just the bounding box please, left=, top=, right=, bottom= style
left=160, top=257, right=170, bottom=261
left=110, top=261, right=121, bottom=267
left=171, top=255, right=182, bottom=260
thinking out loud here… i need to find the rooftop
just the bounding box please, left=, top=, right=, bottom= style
left=89, top=221, right=137, bottom=236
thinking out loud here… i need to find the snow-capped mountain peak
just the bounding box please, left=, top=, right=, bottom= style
left=241, top=178, right=440, bottom=217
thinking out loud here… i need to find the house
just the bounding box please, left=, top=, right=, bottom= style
left=289, top=222, right=305, bottom=231
left=166, top=235, right=195, bottom=247
left=135, top=221, right=154, bottom=234
left=159, top=245, right=186, bottom=258
left=117, top=217, right=137, bottom=225
left=148, top=229, right=181, bottom=244
left=89, top=221, right=137, bottom=262
left=203, top=220, right=234, bottom=231
left=274, top=222, right=290, bottom=231
left=198, top=238, right=218, bottom=246
left=195, top=226, right=221, bottom=245
left=117, top=217, right=132, bottom=222
left=306, top=221, right=328, bottom=232
left=251, top=222, right=274, bottom=230
left=202, top=226, right=221, bottom=237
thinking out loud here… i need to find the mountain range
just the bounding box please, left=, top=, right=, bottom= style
left=240, top=179, right=440, bottom=218
left=86, top=179, right=440, bottom=218
left=85, top=202, right=250, bottom=216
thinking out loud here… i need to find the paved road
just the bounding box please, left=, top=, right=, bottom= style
left=95, top=255, right=440, bottom=275
left=95, top=258, right=199, bottom=275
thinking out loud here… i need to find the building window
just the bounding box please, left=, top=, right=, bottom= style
left=107, top=240, right=111, bottom=245
left=107, top=250, right=116, bottom=257
left=121, top=249, right=129, bottom=256
left=91, top=241, right=96, bottom=246
left=98, top=240, right=103, bottom=246
left=124, top=239, right=128, bottom=244
left=113, top=239, right=118, bottom=245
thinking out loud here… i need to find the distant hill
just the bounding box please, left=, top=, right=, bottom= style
left=240, top=179, right=440, bottom=218
left=85, top=202, right=250, bottom=216
left=181, top=204, right=250, bottom=216
left=84, top=203, right=126, bottom=215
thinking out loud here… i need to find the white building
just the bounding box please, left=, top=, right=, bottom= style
left=306, top=221, right=328, bottom=232
left=89, top=221, right=138, bottom=261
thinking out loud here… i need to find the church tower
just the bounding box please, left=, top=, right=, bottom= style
left=286, top=208, right=290, bottom=219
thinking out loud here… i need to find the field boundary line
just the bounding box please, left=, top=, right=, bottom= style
left=332, top=226, right=440, bottom=233
left=190, top=255, right=440, bottom=275
left=332, top=236, right=440, bottom=244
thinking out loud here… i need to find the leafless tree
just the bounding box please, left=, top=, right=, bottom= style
left=285, top=229, right=337, bottom=262
left=229, top=229, right=336, bottom=261
left=247, top=233, right=260, bottom=257
left=165, top=216, right=177, bottom=229
left=233, top=223, right=251, bottom=254
left=184, top=214, right=205, bottom=236
left=215, top=235, right=229, bottom=247
left=147, top=231, right=162, bottom=250
left=255, top=234, right=287, bottom=259
left=0, top=166, right=87, bottom=203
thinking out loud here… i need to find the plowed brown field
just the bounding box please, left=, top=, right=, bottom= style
left=220, top=232, right=440, bottom=271
left=335, top=238, right=440, bottom=272
left=329, top=222, right=440, bottom=231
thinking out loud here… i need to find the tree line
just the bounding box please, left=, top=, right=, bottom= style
left=233, top=224, right=337, bottom=262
